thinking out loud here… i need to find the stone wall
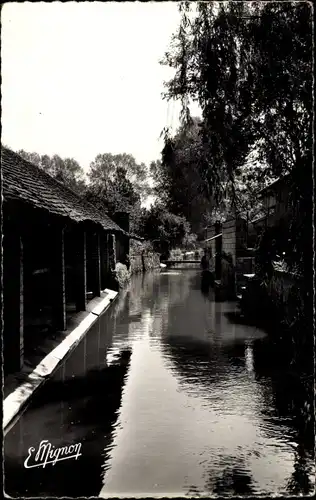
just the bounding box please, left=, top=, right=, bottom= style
left=205, top=226, right=216, bottom=257
left=222, top=219, right=236, bottom=264
left=115, top=262, right=131, bottom=289
left=130, top=240, right=160, bottom=274
left=112, top=240, right=160, bottom=290
left=130, top=252, right=160, bottom=273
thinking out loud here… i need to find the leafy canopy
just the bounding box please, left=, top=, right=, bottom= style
left=161, top=1, right=313, bottom=273
left=140, top=203, right=196, bottom=250
left=88, top=153, right=152, bottom=204
left=17, top=150, right=86, bottom=194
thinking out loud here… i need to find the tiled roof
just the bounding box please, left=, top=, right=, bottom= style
left=1, top=146, right=125, bottom=234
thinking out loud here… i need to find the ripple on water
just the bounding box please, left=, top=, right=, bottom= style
left=4, top=271, right=315, bottom=498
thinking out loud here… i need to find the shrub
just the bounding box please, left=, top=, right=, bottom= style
left=114, top=262, right=130, bottom=288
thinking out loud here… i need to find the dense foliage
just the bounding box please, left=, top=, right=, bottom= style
left=85, top=153, right=153, bottom=233
left=88, top=153, right=152, bottom=204
left=140, top=203, right=196, bottom=250
left=17, top=150, right=86, bottom=194
left=155, top=118, right=271, bottom=232
left=16, top=148, right=196, bottom=247
left=152, top=117, right=211, bottom=234
left=161, top=1, right=313, bottom=275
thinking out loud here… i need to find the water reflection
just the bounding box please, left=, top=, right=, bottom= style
left=4, top=313, right=132, bottom=498
left=245, top=340, right=255, bottom=375
left=5, top=270, right=315, bottom=497
left=99, top=271, right=314, bottom=497
left=205, top=455, right=255, bottom=496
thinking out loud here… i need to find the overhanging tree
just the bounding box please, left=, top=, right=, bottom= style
left=140, top=203, right=195, bottom=249
left=161, top=1, right=313, bottom=277
left=88, top=153, right=152, bottom=205
left=152, top=117, right=213, bottom=234
left=86, top=153, right=151, bottom=234
left=161, top=1, right=313, bottom=356
left=156, top=117, right=271, bottom=232
left=17, top=150, right=86, bottom=194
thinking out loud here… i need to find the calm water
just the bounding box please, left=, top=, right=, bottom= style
left=4, top=270, right=315, bottom=497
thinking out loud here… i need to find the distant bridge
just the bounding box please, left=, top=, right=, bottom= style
left=162, top=260, right=201, bottom=267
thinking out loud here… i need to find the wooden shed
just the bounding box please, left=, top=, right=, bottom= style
left=2, top=146, right=127, bottom=376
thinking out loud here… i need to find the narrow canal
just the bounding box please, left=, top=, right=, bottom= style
left=4, top=270, right=314, bottom=497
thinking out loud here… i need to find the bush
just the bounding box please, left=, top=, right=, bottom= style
left=170, top=248, right=183, bottom=260
left=130, top=239, right=153, bottom=255
left=114, top=262, right=130, bottom=288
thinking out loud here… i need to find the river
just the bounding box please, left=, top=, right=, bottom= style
left=4, top=270, right=315, bottom=497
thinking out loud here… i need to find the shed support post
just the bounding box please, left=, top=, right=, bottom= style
left=100, top=232, right=108, bottom=291
left=75, top=229, right=87, bottom=312
left=52, top=226, right=66, bottom=331
left=91, top=232, right=101, bottom=297
left=108, top=233, right=116, bottom=271
left=4, top=233, right=24, bottom=373
left=215, top=221, right=222, bottom=281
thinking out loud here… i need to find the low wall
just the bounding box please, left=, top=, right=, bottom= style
left=266, top=269, right=303, bottom=327
left=130, top=252, right=160, bottom=273
left=3, top=289, right=118, bottom=434
left=222, top=219, right=236, bottom=265
left=205, top=226, right=216, bottom=257
left=113, top=251, right=160, bottom=290
left=129, top=240, right=160, bottom=274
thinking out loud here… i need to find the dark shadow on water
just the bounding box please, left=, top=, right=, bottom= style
left=252, top=339, right=315, bottom=495
left=161, top=335, right=228, bottom=393
left=201, top=283, right=210, bottom=296
left=224, top=310, right=274, bottom=332
left=213, top=466, right=255, bottom=496
left=199, top=270, right=215, bottom=296
left=4, top=349, right=132, bottom=498
left=200, top=273, right=210, bottom=295
left=203, top=455, right=255, bottom=496
left=286, top=442, right=315, bottom=495
left=253, top=339, right=314, bottom=448
left=162, top=332, right=314, bottom=496
left=213, top=467, right=254, bottom=496
left=31, top=349, right=131, bottom=406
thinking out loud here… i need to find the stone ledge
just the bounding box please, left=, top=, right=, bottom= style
left=86, top=289, right=117, bottom=316
left=3, top=288, right=118, bottom=435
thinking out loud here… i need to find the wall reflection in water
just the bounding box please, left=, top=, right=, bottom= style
left=4, top=270, right=315, bottom=498
left=4, top=311, right=132, bottom=498
left=100, top=270, right=314, bottom=497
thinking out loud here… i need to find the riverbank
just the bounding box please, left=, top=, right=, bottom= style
left=3, top=288, right=118, bottom=435
left=4, top=270, right=314, bottom=497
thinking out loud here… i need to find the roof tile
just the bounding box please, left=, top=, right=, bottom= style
left=2, top=147, right=125, bottom=234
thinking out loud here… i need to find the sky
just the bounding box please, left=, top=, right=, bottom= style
left=1, top=1, right=201, bottom=172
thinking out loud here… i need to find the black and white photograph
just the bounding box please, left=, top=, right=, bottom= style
left=1, top=1, right=314, bottom=497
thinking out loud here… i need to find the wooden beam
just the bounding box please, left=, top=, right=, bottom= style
left=3, top=233, right=24, bottom=373
left=89, top=231, right=101, bottom=297
left=108, top=233, right=116, bottom=271
left=95, top=232, right=101, bottom=297
left=100, top=232, right=108, bottom=291
left=51, top=226, right=66, bottom=331
left=75, top=228, right=87, bottom=312
left=215, top=221, right=222, bottom=280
